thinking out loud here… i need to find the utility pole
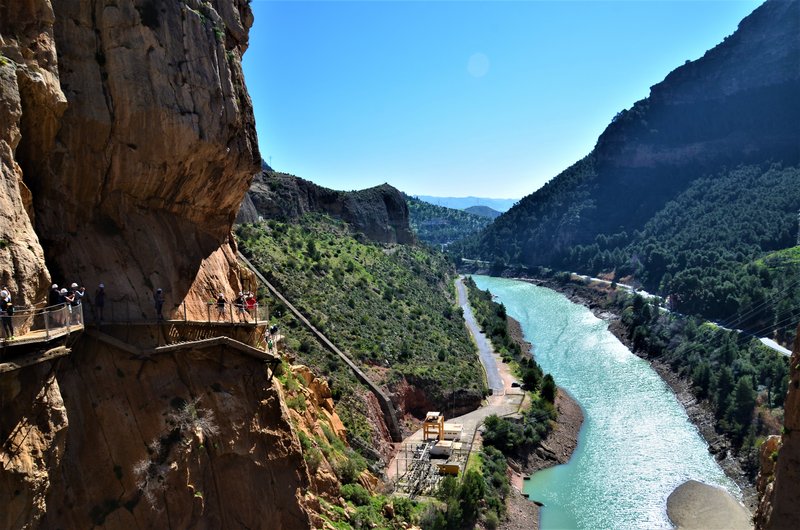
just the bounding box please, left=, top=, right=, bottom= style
left=796, top=209, right=799, bottom=245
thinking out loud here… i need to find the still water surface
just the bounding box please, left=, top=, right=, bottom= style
left=472, top=276, right=739, bottom=530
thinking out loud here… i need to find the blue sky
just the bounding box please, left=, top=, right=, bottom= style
left=243, top=0, right=761, bottom=199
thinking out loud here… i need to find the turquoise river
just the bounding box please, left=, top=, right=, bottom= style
left=472, top=276, right=740, bottom=530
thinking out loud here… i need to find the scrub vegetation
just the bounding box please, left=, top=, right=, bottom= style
left=236, top=215, right=484, bottom=442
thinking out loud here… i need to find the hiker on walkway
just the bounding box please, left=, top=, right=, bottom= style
left=94, top=283, right=105, bottom=322
left=67, top=285, right=80, bottom=324
left=245, top=292, right=257, bottom=317
left=1, top=288, right=13, bottom=339
left=234, top=291, right=248, bottom=322
left=49, top=284, right=61, bottom=307
left=74, top=285, right=86, bottom=305
left=154, top=288, right=165, bottom=321
left=60, top=288, right=75, bottom=326
left=216, top=293, right=227, bottom=321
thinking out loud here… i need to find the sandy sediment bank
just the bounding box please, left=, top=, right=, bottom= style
left=667, top=480, right=752, bottom=529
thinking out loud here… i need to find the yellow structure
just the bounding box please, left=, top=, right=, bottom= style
left=437, top=463, right=460, bottom=476
left=423, top=411, right=444, bottom=441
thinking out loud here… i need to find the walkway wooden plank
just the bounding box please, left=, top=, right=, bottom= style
left=0, top=346, right=71, bottom=374
left=147, top=336, right=279, bottom=363
left=1, top=325, right=82, bottom=348
left=85, top=329, right=144, bottom=356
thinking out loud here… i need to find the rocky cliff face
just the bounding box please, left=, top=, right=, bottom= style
left=1, top=329, right=337, bottom=529
left=0, top=0, right=63, bottom=309
left=238, top=170, right=416, bottom=245
left=2, top=0, right=260, bottom=318
left=755, top=322, right=800, bottom=529
left=0, top=1, right=350, bottom=528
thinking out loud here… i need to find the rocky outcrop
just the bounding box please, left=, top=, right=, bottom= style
left=755, top=323, right=800, bottom=529
left=0, top=1, right=340, bottom=528
left=0, top=359, right=68, bottom=528
left=0, top=0, right=63, bottom=308
left=2, top=0, right=260, bottom=318
left=2, top=332, right=315, bottom=529
left=238, top=170, right=416, bottom=245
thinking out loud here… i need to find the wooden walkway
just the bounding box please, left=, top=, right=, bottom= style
left=0, top=346, right=71, bottom=374
left=2, top=323, right=83, bottom=347
left=86, top=329, right=281, bottom=377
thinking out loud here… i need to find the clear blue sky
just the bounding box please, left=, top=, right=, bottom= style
left=243, top=0, right=762, bottom=199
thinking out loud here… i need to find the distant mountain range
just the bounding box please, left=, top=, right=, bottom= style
left=414, top=195, right=518, bottom=212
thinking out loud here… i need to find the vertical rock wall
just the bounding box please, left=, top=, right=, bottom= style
left=2, top=0, right=261, bottom=315
left=0, top=362, right=68, bottom=528
left=0, top=0, right=63, bottom=307
left=33, top=336, right=312, bottom=529
left=755, top=322, right=800, bottom=529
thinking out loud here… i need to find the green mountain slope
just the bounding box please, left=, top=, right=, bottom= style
left=460, top=0, right=800, bottom=338
left=566, top=164, right=800, bottom=335
left=464, top=205, right=502, bottom=219
left=406, top=194, right=491, bottom=246
left=237, top=215, right=485, bottom=424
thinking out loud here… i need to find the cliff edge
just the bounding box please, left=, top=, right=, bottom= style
left=238, top=169, right=416, bottom=245
left=755, top=322, right=800, bottom=529
left=2, top=0, right=260, bottom=318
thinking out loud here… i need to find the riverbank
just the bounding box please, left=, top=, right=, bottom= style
left=500, top=316, right=585, bottom=530
left=514, top=275, right=758, bottom=511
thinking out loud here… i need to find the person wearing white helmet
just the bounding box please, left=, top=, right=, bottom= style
left=49, top=284, right=61, bottom=307
left=1, top=287, right=13, bottom=340
left=234, top=291, right=248, bottom=322
left=216, top=292, right=227, bottom=321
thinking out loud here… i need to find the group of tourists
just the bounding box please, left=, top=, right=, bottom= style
left=0, top=280, right=98, bottom=341
left=212, top=290, right=258, bottom=322
left=49, top=281, right=93, bottom=325
left=49, top=282, right=86, bottom=308
left=0, top=279, right=270, bottom=344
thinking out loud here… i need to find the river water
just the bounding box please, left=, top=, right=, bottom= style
left=472, top=276, right=740, bottom=530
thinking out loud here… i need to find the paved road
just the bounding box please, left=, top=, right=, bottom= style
left=456, top=276, right=504, bottom=395
left=387, top=277, right=524, bottom=481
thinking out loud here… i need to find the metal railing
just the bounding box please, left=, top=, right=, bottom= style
left=84, top=300, right=269, bottom=325
left=1, top=303, right=84, bottom=342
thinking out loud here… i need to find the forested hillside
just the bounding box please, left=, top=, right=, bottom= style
left=457, top=0, right=800, bottom=341
left=566, top=164, right=800, bottom=340
left=237, top=216, right=484, bottom=444
left=464, top=205, right=502, bottom=219
left=406, top=194, right=491, bottom=246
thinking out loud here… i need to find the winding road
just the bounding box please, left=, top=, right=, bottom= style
left=456, top=276, right=505, bottom=395
left=387, top=277, right=524, bottom=482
